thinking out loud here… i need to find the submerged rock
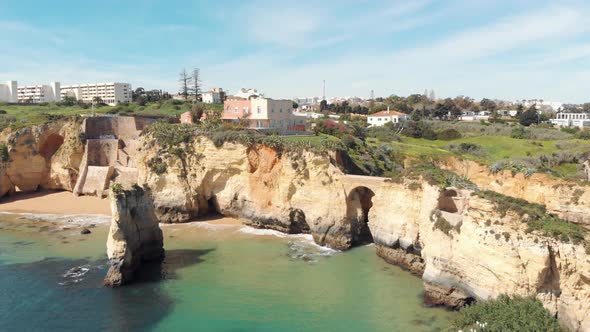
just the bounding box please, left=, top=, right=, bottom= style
left=80, top=228, right=91, bottom=235
left=104, top=185, right=164, bottom=287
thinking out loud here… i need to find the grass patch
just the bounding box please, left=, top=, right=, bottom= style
left=473, top=190, right=586, bottom=244
left=448, top=295, right=566, bottom=332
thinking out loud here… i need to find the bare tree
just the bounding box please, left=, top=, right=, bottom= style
left=192, top=68, right=201, bottom=100
left=178, top=68, right=193, bottom=101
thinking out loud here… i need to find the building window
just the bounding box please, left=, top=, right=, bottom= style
left=257, top=106, right=261, bottom=113
left=226, top=106, right=230, bottom=112
left=234, top=107, right=238, bottom=113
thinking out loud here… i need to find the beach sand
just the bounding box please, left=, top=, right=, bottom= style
left=0, top=191, right=111, bottom=215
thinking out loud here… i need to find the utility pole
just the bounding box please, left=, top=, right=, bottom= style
left=322, top=80, right=326, bottom=101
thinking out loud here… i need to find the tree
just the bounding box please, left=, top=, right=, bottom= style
left=178, top=68, right=193, bottom=101
left=480, top=98, right=497, bottom=122
left=92, top=96, right=104, bottom=104
left=516, top=104, right=525, bottom=116
left=136, top=95, right=147, bottom=106
left=292, top=101, right=299, bottom=109
left=192, top=68, right=201, bottom=100
left=319, top=100, right=328, bottom=111
left=61, top=96, right=77, bottom=106
left=519, top=105, right=538, bottom=127
left=433, top=98, right=458, bottom=120
left=453, top=95, right=474, bottom=110
left=191, top=104, right=204, bottom=122
left=132, top=87, right=145, bottom=101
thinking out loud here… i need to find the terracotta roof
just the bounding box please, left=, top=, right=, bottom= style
left=367, top=110, right=407, bottom=117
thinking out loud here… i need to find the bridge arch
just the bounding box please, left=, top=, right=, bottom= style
left=346, top=186, right=375, bottom=246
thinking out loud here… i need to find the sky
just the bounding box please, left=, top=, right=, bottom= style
left=1, top=0, right=590, bottom=103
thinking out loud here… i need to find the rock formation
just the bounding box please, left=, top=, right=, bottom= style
left=439, top=157, right=590, bottom=226
left=2, top=120, right=589, bottom=329
left=136, top=133, right=590, bottom=330
left=104, top=184, right=164, bottom=287
left=0, top=120, right=84, bottom=196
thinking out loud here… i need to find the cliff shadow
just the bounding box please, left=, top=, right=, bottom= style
left=133, top=248, right=215, bottom=284
left=347, top=186, right=375, bottom=246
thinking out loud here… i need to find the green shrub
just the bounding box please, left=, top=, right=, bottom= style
left=448, top=142, right=483, bottom=155
left=437, top=128, right=462, bottom=140
left=0, top=144, right=8, bottom=162
left=575, top=130, right=590, bottom=140
left=366, top=126, right=402, bottom=142
left=473, top=190, right=585, bottom=244
left=147, top=156, right=167, bottom=175
left=448, top=295, right=566, bottom=332
left=511, top=126, right=531, bottom=139
left=111, top=183, right=124, bottom=197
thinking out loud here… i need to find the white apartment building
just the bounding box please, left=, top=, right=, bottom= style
left=202, top=87, right=225, bottom=104
left=61, top=82, right=132, bottom=106
left=17, top=82, right=61, bottom=103
left=367, top=109, right=410, bottom=126
left=0, top=81, right=18, bottom=103
left=550, top=113, right=590, bottom=128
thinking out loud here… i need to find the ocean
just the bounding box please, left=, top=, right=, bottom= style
left=0, top=213, right=455, bottom=331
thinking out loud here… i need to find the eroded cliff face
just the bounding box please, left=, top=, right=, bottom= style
left=136, top=133, right=589, bottom=330
left=439, top=157, right=590, bottom=226
left=138, top=136, right=354, bottom=249
left=104, top=185, right=164, bottom=286
left=0, top=120, right=84, bottom=196
left=369, top=182, right=590, bottom=331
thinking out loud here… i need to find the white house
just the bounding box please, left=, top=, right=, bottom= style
left=367, top=109, right=410, bottom=126
left=202, top=87, right=225, bottom=104
left=550, top=113, right=590, bottom=128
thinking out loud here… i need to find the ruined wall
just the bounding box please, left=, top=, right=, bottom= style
left=83, top=116, right=154, bottom=140
left=74, top=117, right=147, bottom=197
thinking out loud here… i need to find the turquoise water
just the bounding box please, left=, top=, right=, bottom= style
left=0, top=214, right=455, bottom=331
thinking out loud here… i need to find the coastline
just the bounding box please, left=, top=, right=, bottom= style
left=0, top=191, right=111, bottom=215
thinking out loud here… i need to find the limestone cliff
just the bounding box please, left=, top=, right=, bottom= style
left=0, top=119, right=84, bottom=196
left=439, top=157, right=590, bottom=226
left=136, top=133, right=590, bottom=330
left=104, top=185, right=164, bottom=286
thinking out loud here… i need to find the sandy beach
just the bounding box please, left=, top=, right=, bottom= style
left=0, top=190, right=111, bottom=215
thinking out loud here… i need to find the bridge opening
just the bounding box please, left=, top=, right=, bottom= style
left=347, top=186, right=375, bottom=246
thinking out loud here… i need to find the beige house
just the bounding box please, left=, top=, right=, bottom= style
left=223, top=96, right=305, bottom=131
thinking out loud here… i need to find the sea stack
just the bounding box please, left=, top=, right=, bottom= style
left=104, top=184, right=164, bottom=287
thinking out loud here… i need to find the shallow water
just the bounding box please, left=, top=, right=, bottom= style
left=0, top=214, right=455, bottom=331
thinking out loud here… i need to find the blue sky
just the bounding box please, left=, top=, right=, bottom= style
left=1, top=0, right=590, bottom=102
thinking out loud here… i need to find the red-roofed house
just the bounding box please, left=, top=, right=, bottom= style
left=367, top=108, right=410, bottom=126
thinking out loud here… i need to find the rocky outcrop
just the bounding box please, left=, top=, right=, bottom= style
left=439, top=157, right=590, bottom=226
left=136, top=133, right=589, bottom=329
left=0, top=120, right=84, bottom=195
left=104, top=185, right=164, bottom=287
left=138, top=136, right=354, bottom=248
left=370, top=184, right=590, bottom=331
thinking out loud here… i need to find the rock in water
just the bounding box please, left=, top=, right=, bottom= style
left=104, top=184, right=164, bottom=287
left=80, top=228, right=91, bottom=234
